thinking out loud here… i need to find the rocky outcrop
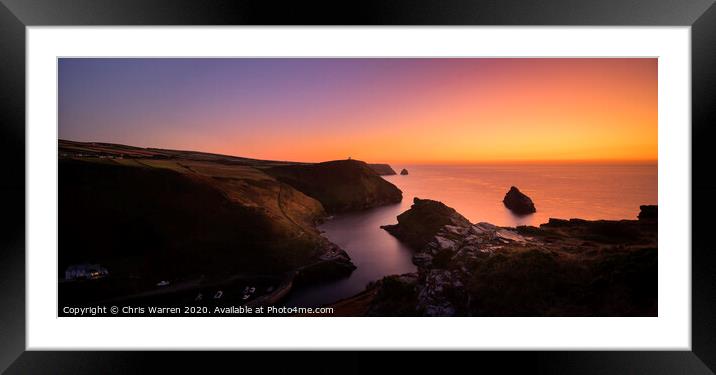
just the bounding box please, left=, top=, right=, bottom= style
left=400, top=168, right=409, bottom=175
left=381, top=198, right=471, bottom=250
left=266, top=160, right=403, bottom=213
left=326, top=273, right=419, bottom=316
left=381, top=198, right=532, bottom=268
left=368, top=164, right=397, bottom=176
left=366, top=199, right=658, bottom=317
left=294, top=244, right=357, bottom=285
left=503, top=186, right=536, bottom=215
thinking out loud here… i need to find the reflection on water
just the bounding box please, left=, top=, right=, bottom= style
left=282, top=203, right=417, bottom=308
left=283, top=163, right=658, bottom=307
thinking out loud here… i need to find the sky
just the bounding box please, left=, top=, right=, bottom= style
left=58, top=58, right=657, bottom=164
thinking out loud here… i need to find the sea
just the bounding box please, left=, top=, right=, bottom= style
left=282, top=163, right=658, bottom=308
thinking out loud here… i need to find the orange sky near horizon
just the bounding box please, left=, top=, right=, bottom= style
left=59, top=58, right=657, bottom=164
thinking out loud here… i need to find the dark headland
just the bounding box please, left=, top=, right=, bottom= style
left=267, top=160, right=402, bottom=212
left=368, top=163, right=397, bottom=176
left=58, top=140, right=402, bottom=310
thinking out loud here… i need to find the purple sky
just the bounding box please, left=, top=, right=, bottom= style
left=58, top=58, right=657, bottom=163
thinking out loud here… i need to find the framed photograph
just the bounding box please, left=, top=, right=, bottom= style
left=1, top=0, right=715, bottom=373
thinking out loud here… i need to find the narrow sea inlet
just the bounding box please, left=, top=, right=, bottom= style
left=282, top=203, right=417, bottom=308
left=284, top=162, right=658, bottom=308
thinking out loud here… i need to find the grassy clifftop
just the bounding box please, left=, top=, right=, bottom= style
left=368, top=163, right=397, bottom=175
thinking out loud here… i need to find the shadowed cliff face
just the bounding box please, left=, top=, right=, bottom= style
left=368, top=163, right=397, bottom=176
left=266, top=160, right=403, bottom=213
left=59, top=159, right=329, bottom=280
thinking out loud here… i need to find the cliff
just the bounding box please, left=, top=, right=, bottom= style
left=59, top=141, right=412, bottom=306
left=266, top=159, right=403, bottom=213
left=368, top=163, right=397, bottom=176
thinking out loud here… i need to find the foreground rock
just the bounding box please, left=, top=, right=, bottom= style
left=400, top=168, right=409, bottom=175
left=341, top=198, right=658, bottom=317
left=503, top=186, right=536, bottom=215
left=326, top=273, right=419, bottom=317
left=267, top=159, right=403, bottom=213
left=293, top=243, right=357, bottom=285
left=368, top=164, right=397, bottom=176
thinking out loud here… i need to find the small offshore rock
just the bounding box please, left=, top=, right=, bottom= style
left=503, top=186, right=536, bottom=215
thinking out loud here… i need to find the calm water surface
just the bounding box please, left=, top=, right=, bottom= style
left=283, top=163, right=657, bottom=307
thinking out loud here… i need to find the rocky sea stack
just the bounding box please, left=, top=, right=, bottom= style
left=400, top=168, right=409, bottom=175
left=503, top=186, right=536, bottom=215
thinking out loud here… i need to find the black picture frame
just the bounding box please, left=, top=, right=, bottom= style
left=1, top=0, right=715, bottom=373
